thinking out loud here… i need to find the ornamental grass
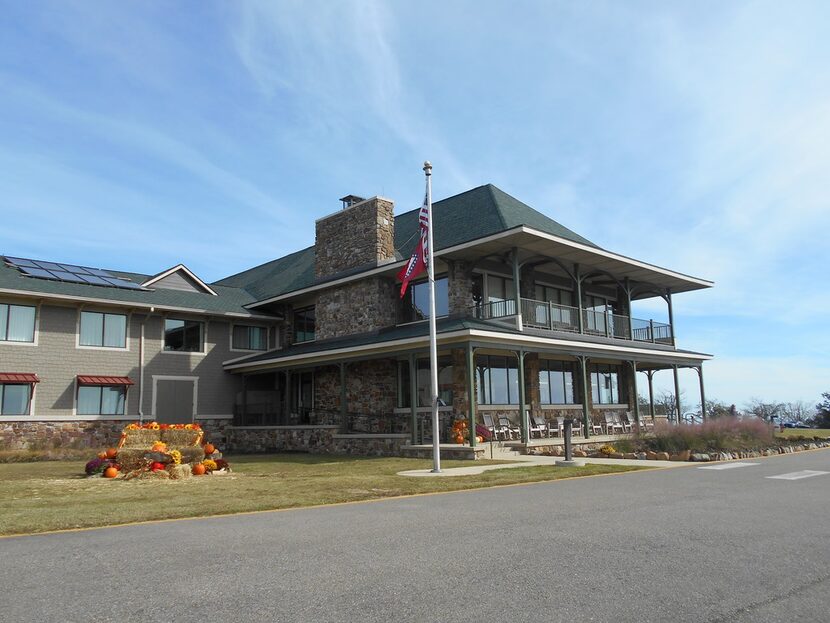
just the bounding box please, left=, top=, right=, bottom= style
left=642, top=418, right=775, bottom=454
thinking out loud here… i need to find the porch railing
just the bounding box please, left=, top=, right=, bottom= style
left=476, top=297, right=673, bottom=345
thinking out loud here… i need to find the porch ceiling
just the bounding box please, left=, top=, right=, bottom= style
left=439, top=227, right=712, bottom=296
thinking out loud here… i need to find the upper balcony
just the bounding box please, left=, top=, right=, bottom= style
left=470, top=297, right=674, bottom=346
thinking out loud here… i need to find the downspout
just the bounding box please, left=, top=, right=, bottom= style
left=138, top=308, right=152, bottom=424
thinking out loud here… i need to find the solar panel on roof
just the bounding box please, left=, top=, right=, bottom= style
left=4, top=256, right=149, bottom=291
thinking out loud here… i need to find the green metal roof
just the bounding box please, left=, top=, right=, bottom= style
left=0, top=261, right=261, bottom=316
left=215, top=184, right=597, bottom=302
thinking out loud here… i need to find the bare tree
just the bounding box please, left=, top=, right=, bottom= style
left=780, top=401, right=815, bottom=424
left=744, top=398, right=785, bottom=423
left=656, top=390, right=686, bottom=422
left=706, top=399, right=736, bottom=418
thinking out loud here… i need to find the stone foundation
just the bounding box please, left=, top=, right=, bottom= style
left=0, top=418, right=234, bottom=451
left=226, top=426, right=408, bottom=457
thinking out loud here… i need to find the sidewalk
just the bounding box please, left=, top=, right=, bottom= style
left=398, top=453, right=682, bottom=477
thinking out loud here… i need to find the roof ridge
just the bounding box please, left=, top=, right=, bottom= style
left=212, top=245, right=315, bottom=285
left=485, top=183, right=509, bottom=230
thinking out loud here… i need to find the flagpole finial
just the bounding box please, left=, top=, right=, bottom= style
left=423, top=161, right=432, bottom=175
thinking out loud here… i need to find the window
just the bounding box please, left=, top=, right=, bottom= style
left=233, top=325, right=267, bottom=351
left=77, top=385, right=126, bottom=415
left=398, top=277, right=449, bottom=324
left=583, top=294, right=611, bottom=334
left=476, top=354, right=519, bottom=405
left=396, top=357, right=453, bottom=408
left=164, top=318, right=204, bottom=352
left=293, top=306, right=315, bottom=343
left=534, top=284, right=572, bottom=307
left=539, top=360, right=576, bottom=404
left=0, top=384, right=32, bottom=415
left=590, top=364, right=623, bottom=405
left=0, top=303, right=36, bottom=342
left=79, top=311, right=127, bottom=348
left=484, top=275, right=516, bottom=316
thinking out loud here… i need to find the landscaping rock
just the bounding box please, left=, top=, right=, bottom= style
left=655, top=452, right=670, bottom=461
left=635, top=452, right=647, bottom=461
left=646, top=451, right=658, bottom=460
left=623, top=453, right=637, bottom=460
left=610, top=452, right=625, bottom=459
left=573, top=449, right=588, bottom=457
left=690, top=453, right=710, bottom=462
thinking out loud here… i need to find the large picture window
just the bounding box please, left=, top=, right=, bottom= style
left=77, top=385, right=126, bottom=415
left=0, top=383, right=32, bottom=415
left=0, top=303, right=36, bottom=343
left=476, top=354, right=519, bottom=405
left=80, top=311, right=127, bottom=348
left=398, top=277, right=449, bottom=324
left=590, top=363, right=623, bottom=405
left=164, top=318, right=204, bottom=352
left=293, top=307, right=315, bottom=343
left=539, top=360, right=576, bottom=404
left=583, top=294, right=612, bottom=334
left=233, top=325, right=267, bottom=351
left=396, top=357, right=453, bottom=408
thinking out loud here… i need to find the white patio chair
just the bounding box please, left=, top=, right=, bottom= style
left=603, top=412, right=624, bottom=435
left=530, top=414, right=550, bottom=439
left=498, top=416, right=521, bottom=440
left=482, top=413, right=508, bottom=441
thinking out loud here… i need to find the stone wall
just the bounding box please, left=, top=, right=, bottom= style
left=447, top=260, right=474, bottom=315
left=313, top=359, right=397, bottom=416
left=0, top=418, right=234, bottom=451
left=315, top=197, right=395, bottom=279
left=315, top=277, right=397, bottom=340
left=226, top=426, right=408, bottom=457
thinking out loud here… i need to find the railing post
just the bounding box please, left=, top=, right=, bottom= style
left=466, top=343, right=477, bottom=447
left=512, top=248, right=523, bottom=331
left=650, top=319, right=655, bottom=343
left=575, top=263, right=584, bottom=334
left=548, top=301, right=554, bottom=330
left=604, top=311, right=611, bottom=338
left=625, top=277, right=634, bottom=341
left=666, top=288, right=676, bottom=346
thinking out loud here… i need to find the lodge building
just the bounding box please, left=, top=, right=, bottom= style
left=0, top=184, right=712, bottom=455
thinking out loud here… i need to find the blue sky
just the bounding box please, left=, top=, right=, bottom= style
left=1, top=1, right=828, bottom=407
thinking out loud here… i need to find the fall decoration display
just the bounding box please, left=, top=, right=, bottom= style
left=105, top=447, right=118, bottom=459
left=203, top=443, right=215, bottom=455
left=103, top=466, right=119, bottom=478
left=450, top=419, right=469, bottom=445
left=97, top=451, right=108, bottom=460
left=192, top=463, right=206, bottom=476
left=151, top=441, right=167, bottom=452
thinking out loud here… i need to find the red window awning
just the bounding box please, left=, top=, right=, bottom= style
left=0, top=373, right=39, bottom=383
left=77, top=375, right=135, bottom=386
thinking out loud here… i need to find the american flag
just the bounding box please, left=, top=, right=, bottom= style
left=397, top=193, right=429, bottom=297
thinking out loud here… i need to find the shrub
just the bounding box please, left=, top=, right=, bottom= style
left=644, top=418, right=774, bottom=453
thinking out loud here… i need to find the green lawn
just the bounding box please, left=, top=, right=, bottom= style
left=0, top=454, right=644, bottom=536
left=776, top=428, right=830, bottom=439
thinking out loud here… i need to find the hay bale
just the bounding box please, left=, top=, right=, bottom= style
left=161, top=429, right=202, bottom=447
left=120, top=429, right=160, bottom=447
left=117, top=449, right=151, bottom=471
left=168, top=464, right=192, bottom=480
left=179, top=447, right=205, bottom=464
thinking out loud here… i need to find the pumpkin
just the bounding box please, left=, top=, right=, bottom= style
left=97, top=451, right=108, bottom=460
left=103, top=466, right=119, bottom=478
left=192, top=463, right=206, bottom=476
left=476, top=435, right=484, bottom=443
left=151, top=442, right=166, bottom=452
left=203, top=443, right=215, bottom=455
left=150, top=461, right=166, bottom=472
left=105, top=447, right=117, bottom=459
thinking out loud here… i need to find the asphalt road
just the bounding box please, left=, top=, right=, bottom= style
left=1, top=450, right=829, bottom=623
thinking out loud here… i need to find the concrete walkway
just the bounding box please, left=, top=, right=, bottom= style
left=397, top=453, right=682, bottom=477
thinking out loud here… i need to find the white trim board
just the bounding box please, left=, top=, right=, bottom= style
left=141, top=264, right=218, bottom=296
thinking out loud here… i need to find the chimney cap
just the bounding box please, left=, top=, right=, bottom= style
left=339, top=194, right=365, bottom=209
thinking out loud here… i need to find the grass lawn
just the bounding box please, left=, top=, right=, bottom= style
left=0, top=454, right=645, bottom=536
left=776, top=429, right=830, bottom=439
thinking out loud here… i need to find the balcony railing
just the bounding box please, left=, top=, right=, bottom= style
left=472, top=297, right=673, bottom=345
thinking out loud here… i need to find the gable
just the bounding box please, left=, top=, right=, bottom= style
left=142, top=264, right=217, bottom=296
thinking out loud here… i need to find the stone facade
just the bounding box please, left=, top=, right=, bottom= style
left=313, top=359, right=397, bottom=416
left=314, top=197, right=395, bottom=279
left=0, top=417, right=234, bottom=451
left=447, top=260, right=475, bottom=315
left=315, top=277, right=397, bottom=340
left=226, top=425, right=408, bottom=457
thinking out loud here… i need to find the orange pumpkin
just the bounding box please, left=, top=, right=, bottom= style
left=105, top=447, right=117, bottom=459
left=103, top=466, right=118, bottom=478
left=192, top=463, right=206, bottom=476
left=97, top=451, right=108, bottom=460
left=203, top=443, right=215, bottom=455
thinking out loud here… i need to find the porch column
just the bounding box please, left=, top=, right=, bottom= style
left=672, top=365, right=682, bottom=424
left=339, top=362, right=348, bottom=433
left=577, top=355, right=591, bottom=439
left=624, top=278, right=634, bottom=340
left=696, top=364, right=707, bottom=421
left=575, top=263, right=584, bottom=334
left=516, top=350, right=529, bottom=443
left=284, top=370, right=292, bottom=424
left=512, top=248, right=523, bottom=331
left=646, top=370, right=656, bottom=421
left=466, top=343, right=477, bottom=447
left=409, top=353, right=418, bottom=445
left=629, top=361, right=640, bottom=426
left=666, top=288, right=676, bottom=346
left=241, top=374, right=248, bottom=426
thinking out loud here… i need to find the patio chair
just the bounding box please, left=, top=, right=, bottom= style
left=588, top=416, right=603, bottom=436
left=550, top=417, right=564, bottom=438
left=482, top=413, right=508, bottom=441
left=617, top=412, right=633, bottom=434
left=637, top=415, right=655, bottom=432
left=530, top=414, right=550, bottom=439
left=498, top=416, right=521, bottom=440
left=603, top=412, right=624, bottom=435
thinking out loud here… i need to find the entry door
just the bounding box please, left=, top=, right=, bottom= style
left=154, top=379, right=195, bottom=424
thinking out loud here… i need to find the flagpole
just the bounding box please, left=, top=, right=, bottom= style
left=424, top=161, right=441, bottom=473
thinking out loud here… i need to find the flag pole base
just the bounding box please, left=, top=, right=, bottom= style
left=430, top=468, right=442, bottom=473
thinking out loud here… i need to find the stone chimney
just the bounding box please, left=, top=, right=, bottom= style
left=315, top=196, right=395, bottom=279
